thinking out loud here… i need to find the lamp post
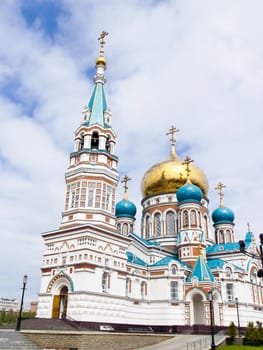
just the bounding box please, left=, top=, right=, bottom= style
left=16, top=275, right=28, bottom=331
left=235, top=297, right=241, bottom=337
left=208, top=290, right=216, bottom=350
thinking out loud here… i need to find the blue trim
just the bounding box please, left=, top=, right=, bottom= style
left=129, top=232, right=159, bottom=247
left=126, top=252, right=147, bottom=266
left=150, top=256, right=191, bottom=268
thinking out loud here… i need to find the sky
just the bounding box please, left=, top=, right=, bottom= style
left=1, top=0, right=263, bottom=306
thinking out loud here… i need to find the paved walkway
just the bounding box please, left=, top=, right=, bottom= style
left=136, top=333, right=226, bottom=350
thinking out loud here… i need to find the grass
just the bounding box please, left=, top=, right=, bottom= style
left=219, top=346, right=263, bottom=350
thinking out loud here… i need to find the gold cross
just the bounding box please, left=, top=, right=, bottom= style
left=166, top=125, right=179, bottom=146
left=121, top=175, right=131, bottom=200
left=98, top=31, right=109, bottom=56
left=182, top=156, right=194, bottom=180
left=215, top=181, right=226, bottom=207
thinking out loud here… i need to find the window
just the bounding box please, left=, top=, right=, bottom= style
left=123, top=223, right=128, bottom=235
left=102, top=272, right=110, bottom=292
left=171, top=265, right=177, bottom=275
left=170, top=281, right=178, bottom=301
left=219, top=230, right=224, bottom=244
left=190, top=210, right=197, bottom=226
left=91, top=131, right=99, bottom=149
left=80, top=133, right=84, bottom=149
left=154, top=213, right=161, bottom=237
left=117, top=223, right=121, bottom=235
left=126, top=278, right=132, bottom=297
left=141, top=282, right=147, bottom=299
left=226, top=283, right=233, bottom=301
left=105, top=136, right=111, bottom=152
left=183, top=210, right=189, bottom=228
left=145, top=216, right=151, bottom=238
left=225, top=267, right=232, bottom=277
left=167, top=211, right=175, bottom=236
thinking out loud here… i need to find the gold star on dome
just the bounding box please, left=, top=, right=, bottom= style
left=215, top=181, right=226, bottom=207
left=166, top=125, right=179, bottom=159
left=121, top=175, right=131, bottom=200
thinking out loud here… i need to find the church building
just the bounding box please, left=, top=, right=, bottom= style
left=37, top=33, right=263, bottom=330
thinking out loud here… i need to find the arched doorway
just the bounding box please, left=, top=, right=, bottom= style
left=52, top=286, right=68, bottom=319
left=193, top=293, right=205, bottom=324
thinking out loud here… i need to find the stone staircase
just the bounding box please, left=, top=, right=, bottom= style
left=0, top=329, right=41, bottom=349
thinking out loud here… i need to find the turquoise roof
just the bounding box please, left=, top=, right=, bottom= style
left=207, top=258, right=226, bottom=269
left=126, top=252, right=147, bottom=266
left=186, top=255, right=214, bottom=282
left=212, top=206, right=234, bottom=224
left=207, top=232, right=253, bottom=254
left=87, top=82, right=108, bottom=127
left=150, top=256, right=190, bottom=268
left=177, top=182, right=202, bottom=204
left=115, top=199, right=137, bottom=218
left=129, top=232, right=159, bottom=247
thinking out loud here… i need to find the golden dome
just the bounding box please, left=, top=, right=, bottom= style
left=96, top=55, right=107, bottom=67
left=141, top=154, right=209, bottom=198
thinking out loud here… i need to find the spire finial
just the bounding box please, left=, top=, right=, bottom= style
left=98, top=31, right=109, bottom=57
left=121, top=175, right=131, bottom=200
left=182, top=156, right=194, bottom=183
left=247, top=222, right=251, bottom=232
left=215, top=181, right=226, bottom=207
left=166, top=125, right=179, bottom=159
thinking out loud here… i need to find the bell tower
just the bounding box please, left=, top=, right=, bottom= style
left=60, top=32, right=119, bottom=231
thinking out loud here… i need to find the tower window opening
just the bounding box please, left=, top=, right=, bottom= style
left=167, top=211, right=176, bottom=236
left=226, top=283, right=233, bottom=301
left=80, top=133, right=85, bottom=149
left=183, top=210, right=189, bottom=228
left=145, top=216, right=151, bottom=238
left=123, top=223, right=128, bottom=235
left=106, top=136, right=111, bottom=152
left=190, top=210, right=197, bottom=227
left=91, top=131, right=99, bottom=149
left=154, top=213, right=162, bottom=237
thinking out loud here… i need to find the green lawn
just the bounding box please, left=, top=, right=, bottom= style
left=219, top=346, right=263, bottom=350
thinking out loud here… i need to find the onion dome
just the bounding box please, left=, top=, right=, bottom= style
left=115, top=199, right=137, bottom=218
left=212, top=181, right=235, bottom=224
left=141, top=128, right=208, bottom=198
left=212, top=207, right=235, bottom=224
left=116, top=174, right=137, bottom=218
left=177, top=181, right=202, bottom=204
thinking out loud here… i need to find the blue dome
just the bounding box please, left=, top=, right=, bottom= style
left=176, top=182, right=202, bottom=203
left=115, top=199, right=137, bottom=218
left=212, top=207, right=235, bottom=224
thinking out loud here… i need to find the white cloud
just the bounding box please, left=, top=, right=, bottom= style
left=1, top=0, right=263, bottom=303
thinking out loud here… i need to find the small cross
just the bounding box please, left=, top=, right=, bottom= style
left=182, top=156, right=194, bottom=179
left=98, top=31, right=109, bottom=56
left=166, top=125, right=179, bottom=146
left=215, top=181, right=226, bottom=207
left=121, top=175, right=131, bottom=199
left=247, top=222, right=251, bottom=232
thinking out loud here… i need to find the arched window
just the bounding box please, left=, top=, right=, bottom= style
left=91, top=131, right=99, bottom=149
left=225, top=229, right=230, bottom=242
left=123, top=223, right=128, bottom=235
left=167, top=211, right=175, bottom=236
left=171, top=265, right=177, bottom=275
left=183, top=210, right=189, bottom=228
left=204, top=215, right=209, bottom=238
left=105, top=136, right=111, bottom=152
left=225, top=267, right=232, bottom=278
left=145, top=216, right=151, bottom=238
left=80, top=133, right=84, bottom=149
left=219, top=230, right=224, bottom=244
left=190, top=210, right=197, bottom=226
left=117, top=223, right=121, bottom=235
left=154, top=213, right=162, bottom=237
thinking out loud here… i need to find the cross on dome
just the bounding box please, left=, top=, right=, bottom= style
left=215, top=181, right=226, bottom=208
left=166, top=125, right=179, bottom=159
left=98, top=31, right=109, bottom=57
left=182, top=156, right=194, bottom=182
left=121, top=175, right=131, bottom=200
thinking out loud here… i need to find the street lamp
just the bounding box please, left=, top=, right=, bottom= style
left=16, top=275, right=28, bottom=331
left=208, top=290, right=216, bottom=350
left=235, top=297, right=241, bottom=337
left=239, top=233, right=263, bottom=277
